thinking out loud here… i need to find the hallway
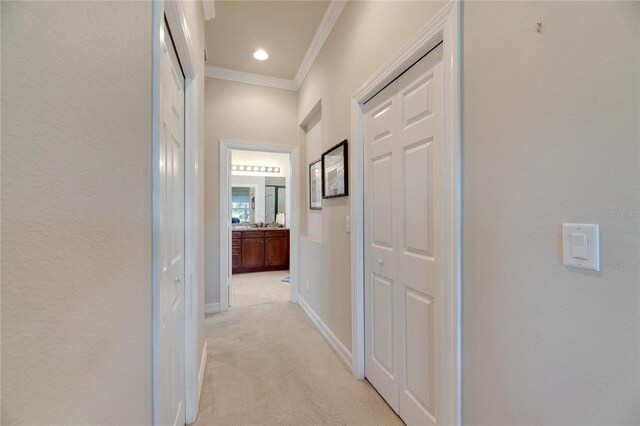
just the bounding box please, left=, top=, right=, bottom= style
left=197, top=302, right=403, bottom=425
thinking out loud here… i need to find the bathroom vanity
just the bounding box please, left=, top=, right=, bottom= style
left=232, top=228, right=289, bottom=273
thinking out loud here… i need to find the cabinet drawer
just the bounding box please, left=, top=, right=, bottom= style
left=241, top=231, right=264, bottom=239
left=232, top=240, right=242, bottom=255
left=232, top=254, right=242, bottom=270
left=232, top=231, right=242, bottom=239
left=265, top=230, right=287, bottom=238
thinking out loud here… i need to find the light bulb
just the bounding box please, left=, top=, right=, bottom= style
left=253, top=49, right=269, bottom=61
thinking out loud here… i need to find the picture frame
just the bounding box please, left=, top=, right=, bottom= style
left=321, top=139, right=348, bottom=199
left=309, top=158, right=322, bottom=210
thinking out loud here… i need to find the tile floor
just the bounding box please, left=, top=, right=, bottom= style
left=231, top=270, right=290, bottom=308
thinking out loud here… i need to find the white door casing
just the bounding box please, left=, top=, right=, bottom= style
left=364, top=44, right=444, bottom=425
left=159, top=20, right=186, bottom=426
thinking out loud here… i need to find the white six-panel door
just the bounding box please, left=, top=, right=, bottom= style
left=160, top=19, right=186, bottom=426
left=364, top=43, right=444, bottom=426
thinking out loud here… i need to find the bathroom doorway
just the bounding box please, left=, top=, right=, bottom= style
left=219, top=141, right=298, bottom=310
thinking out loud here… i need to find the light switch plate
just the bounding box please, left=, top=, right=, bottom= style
left=562, top=223, right=600, bottom=271
left=346, top=216, right=351, bottom=233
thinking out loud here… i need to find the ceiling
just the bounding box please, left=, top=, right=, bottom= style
left=205, top=1, right=331, bottom=80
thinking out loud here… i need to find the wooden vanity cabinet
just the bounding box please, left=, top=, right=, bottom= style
left=232, top=229, right=289, bottom=273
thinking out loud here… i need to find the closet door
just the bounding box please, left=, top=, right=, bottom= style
left=364, top=81, right=400, bottom=412
left=364, top=43, right=445, bottom=426
left=395, top=44, right=444, bottom=426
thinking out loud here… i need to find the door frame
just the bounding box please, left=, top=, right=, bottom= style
left=152, top=1, right=202, bottom=424
left=219, top=139, right=300, bottom=311
left=349, top=2, right=461, bottom=424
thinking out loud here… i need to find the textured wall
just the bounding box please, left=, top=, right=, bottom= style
left=462, top=2, right=640, bottom=423
left=1, top=1, right=153, bottom=423
left=204, top=78, right=298, bottom=305
left=297, top=0, right=447, bottom=351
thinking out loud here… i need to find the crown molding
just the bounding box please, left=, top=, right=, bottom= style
left=293, top=0, right=347, bottom=88
left=204, top=0, right=346, bottom=91
left=205, top=65, right=297, bottom=91
left=203, top=1, right=215, bottom=20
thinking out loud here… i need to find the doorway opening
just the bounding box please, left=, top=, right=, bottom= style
left=229, top=149, right=291, bottom=308
left=219, top=140, right=299, bottom=312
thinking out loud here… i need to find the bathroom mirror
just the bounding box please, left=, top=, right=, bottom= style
left=231, top=176, right=286, bottom=225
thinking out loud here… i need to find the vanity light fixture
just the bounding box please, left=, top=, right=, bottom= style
left=231, top=164, right=281, bottom=174
left=253, top=49, right=269, bottom=61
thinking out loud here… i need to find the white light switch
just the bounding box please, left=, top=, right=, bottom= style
left=570, top=232, right=588, bottom=259
left=563, top=224, right=599, bottom=271
left=346, top=216, right=351, bottom=233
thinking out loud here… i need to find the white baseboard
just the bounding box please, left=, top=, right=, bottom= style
left=205, top=303, right=220, bottom=314
left=297, top=295, right=352, bottom=369
left=197, top=341, right=207, bottom=408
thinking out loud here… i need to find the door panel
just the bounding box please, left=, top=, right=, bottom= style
left=265, top=236, right=287, bottom=267
left=159, top=19, right=185, bottom=426
left=372, top=273, right=394, bottom=376
left=371, top=154, right=393, bottom=248
left=397, top=43, right=444, bottom=426
left=365, top=43, right=444, bottom=426
left=404, top=288, right=435, bottom=421
left=241, top=238, right=265, bottom=269
left=364, top=82, right=399, bottom=412
left=403, top=140, right=433, bottom=257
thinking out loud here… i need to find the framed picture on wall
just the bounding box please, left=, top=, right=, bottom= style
left=309, top=159, right=322, bottom=210
left=322, top=139, right=348, bottom=199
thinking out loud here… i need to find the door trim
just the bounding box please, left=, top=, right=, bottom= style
left=349, top=2, right=461, bottom=424
left=152, top=1, right=202, bottom=424
left=219, top=140, right=300, bottom=311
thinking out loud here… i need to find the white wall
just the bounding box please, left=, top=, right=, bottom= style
left=297, top=0, right=448, bottom=352
left=462, top=2, right=640, bottom=423
left=1, top=2, right=154, bottom=423
left=1, top=1, right=206, bottom=423
left=204, top=78, right=298, bottom=305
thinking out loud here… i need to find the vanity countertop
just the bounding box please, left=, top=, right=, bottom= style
left=232, top=226, right=289, bottom=231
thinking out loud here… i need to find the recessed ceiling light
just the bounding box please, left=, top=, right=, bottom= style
left=253, top=49, right=269, bottom=61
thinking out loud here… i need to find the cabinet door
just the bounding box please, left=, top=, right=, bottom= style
left=241, top=238, right=264, bottom=269
left=265, top=237, right=287, bottom=267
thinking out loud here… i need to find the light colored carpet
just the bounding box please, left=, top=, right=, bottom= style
left=196, top=302, right=403, bottom=426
